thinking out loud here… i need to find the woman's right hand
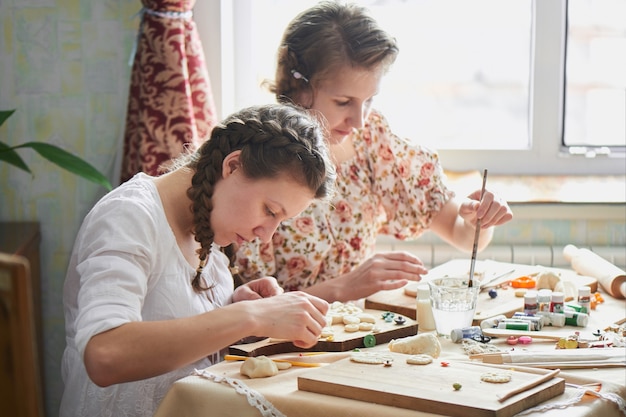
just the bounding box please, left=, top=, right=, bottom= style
left=251, top=291, right=329, bottom=348
left=336, top=251, right=427, bottom=301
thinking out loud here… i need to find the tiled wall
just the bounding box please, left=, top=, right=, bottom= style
left=0, top=2, right=138, bottom=416
left=376, top=204, right=626, bottom=269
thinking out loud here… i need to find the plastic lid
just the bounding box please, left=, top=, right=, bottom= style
left=551, top=292, right=564, bottom=302
left=450, top=328, right=465, bottom=343
left=537, top=289, right=552, bottom=299
left=524, top=290, right=537, bottom=300
left=416, top=284, right=430, bottom=300
left=578, top=286, right=591, bottom=295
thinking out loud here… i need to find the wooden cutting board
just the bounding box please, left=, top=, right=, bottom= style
left=365, top=259, right=598, bottom=324
left=298, top=353, right=565, bottom=417
left=229, top=309, right=417, bottom=356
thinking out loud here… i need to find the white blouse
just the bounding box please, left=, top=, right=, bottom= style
left=60, top=173, right=233, bottom=417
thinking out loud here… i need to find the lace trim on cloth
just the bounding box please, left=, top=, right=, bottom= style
left=515, top=384, right=626, bottom=416
left=193, top=369, right=287, bottom=417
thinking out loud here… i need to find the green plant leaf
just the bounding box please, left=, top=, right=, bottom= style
left=1, top=109, right=112, bottom=191
left=0, top=141, right=32, bottom=173
left=0, top=109, right=16, bottom=127
left=11, top=142, right=112, bottom=191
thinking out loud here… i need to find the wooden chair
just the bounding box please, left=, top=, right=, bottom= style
left=0, top=252, right=45, bottom=417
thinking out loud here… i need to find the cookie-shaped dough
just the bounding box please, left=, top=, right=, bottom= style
left=350, top=352, right=394, bottom=365
left=357, top=313, right=377, bottom=323
left=344, top=323, right=360, bottom=332
left=480, top=371, right=512, bottom=383
left=275, top=362, right=292, bottom=370
left=320, top=327, right=334, bottom=338
left=388, top=333, right=441, bottom=358
left=343, top=315, right=361, bottom=325
left=327, top=301, right=364, bottom=325
left=405, top=354, right=433, bottom=365
left=359, top=322, right=374, bottom=331
left=330, top=301, right=363, bottom=315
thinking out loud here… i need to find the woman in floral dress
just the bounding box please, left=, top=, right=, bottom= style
left=235, top=1, right=513, bottom=302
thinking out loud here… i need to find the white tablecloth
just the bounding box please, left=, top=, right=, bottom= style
left=155, top=285, right=626, bottom=417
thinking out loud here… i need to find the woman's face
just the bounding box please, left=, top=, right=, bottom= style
left=210, top=151, right=315, bottom=246
left=309, top=64, right=384, bottom=145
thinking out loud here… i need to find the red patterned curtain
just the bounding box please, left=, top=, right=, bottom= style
left=121, top=0, right=217, bottom=183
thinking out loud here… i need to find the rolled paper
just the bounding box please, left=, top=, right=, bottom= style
left=563, top=244, right=626, bottom=299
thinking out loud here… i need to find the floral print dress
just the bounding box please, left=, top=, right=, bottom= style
left=235, top=110, right=454, bottom=292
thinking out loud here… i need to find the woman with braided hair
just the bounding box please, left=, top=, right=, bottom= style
left=60, top=103, right=336, bottom=417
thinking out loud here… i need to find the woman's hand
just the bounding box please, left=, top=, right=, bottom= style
left=83, top=289, right=328, bottom=385
left=459, top=188, right=513, bottom=228
left=327, top=251, right=427, bottom=302
left=249, top=291, right=329, bottom=348
left=233, top=276, right=284, bottom=302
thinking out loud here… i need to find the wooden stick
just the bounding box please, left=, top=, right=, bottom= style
left=468, top=169, right=488, bottom=288
left=479, top=268, right=516, bottom=291
left=497, top=368, right=561, bottom=402
left=481, top=328, right=564, bottom=341
left=223, top=354, right=322, bottom=368
left=497, top=361, right=624, bottom=370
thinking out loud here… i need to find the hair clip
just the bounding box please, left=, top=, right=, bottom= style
left=229, top=265, right=240, bottom=275
left=291, top=69, right=309, bottom=83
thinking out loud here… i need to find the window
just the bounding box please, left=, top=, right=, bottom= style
left=564, top=0, right=626, bottom=154
left=196, top=0, right=625, bottom=175
left=366, top=0, right=533, bottom=152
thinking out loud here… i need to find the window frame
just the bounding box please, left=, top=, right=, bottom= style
left=195, top=0, right=625, bottom=176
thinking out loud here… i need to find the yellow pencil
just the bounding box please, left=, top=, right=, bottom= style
left=223, top=354, right=322, bottom=368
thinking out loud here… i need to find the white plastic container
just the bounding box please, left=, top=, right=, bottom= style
left=415, top=283, right=436, bottom=332
left=450, top=326, right=482, bottom=343
left=523, top=290, right=538, bottom=315
left=577, top=286, right=591, bottom=314
left=550, top=291, right=565, bottom=313
left=537, top=289, right=552, bottom=313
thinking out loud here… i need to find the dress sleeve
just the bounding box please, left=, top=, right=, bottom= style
left=362, top=110, right=455, bottom=239
left=235, top=239, right=277, bottom=285
left=72, top=196, right=160, bottom=356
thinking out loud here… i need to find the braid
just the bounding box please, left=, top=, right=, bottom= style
left=185, top=104, right=336, bottom=293
left=222, top=244, right=244, bottom=288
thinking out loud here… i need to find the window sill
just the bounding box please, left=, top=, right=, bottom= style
left=445, top=171, right=626, bottom=205
left=445, top=171, right=626, bottom=221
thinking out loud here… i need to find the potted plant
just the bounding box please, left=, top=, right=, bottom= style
left=0, top=109, right=112, bottom=191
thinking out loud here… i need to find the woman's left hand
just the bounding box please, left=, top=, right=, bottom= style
left=459, top=188, right=513, bottom=228
left=233, top=276, right=284, bottom=302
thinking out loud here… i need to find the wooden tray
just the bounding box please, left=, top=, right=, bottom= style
left=365, top=259, right=598, bottom=324
left=229, top=309, right=417, bottom=356
left=298, top=353, right=565, bottom=417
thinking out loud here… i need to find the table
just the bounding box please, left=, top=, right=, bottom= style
left=155, top=282, right=626, bottom=417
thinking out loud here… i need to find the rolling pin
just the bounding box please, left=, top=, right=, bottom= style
left=563, top=244, right=626, bottom=299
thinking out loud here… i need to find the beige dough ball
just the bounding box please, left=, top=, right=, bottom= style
left=240, top=356, right=278, bottom=378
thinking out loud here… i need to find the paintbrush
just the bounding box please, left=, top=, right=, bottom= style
left=468, top=169, right=488, bottom=288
